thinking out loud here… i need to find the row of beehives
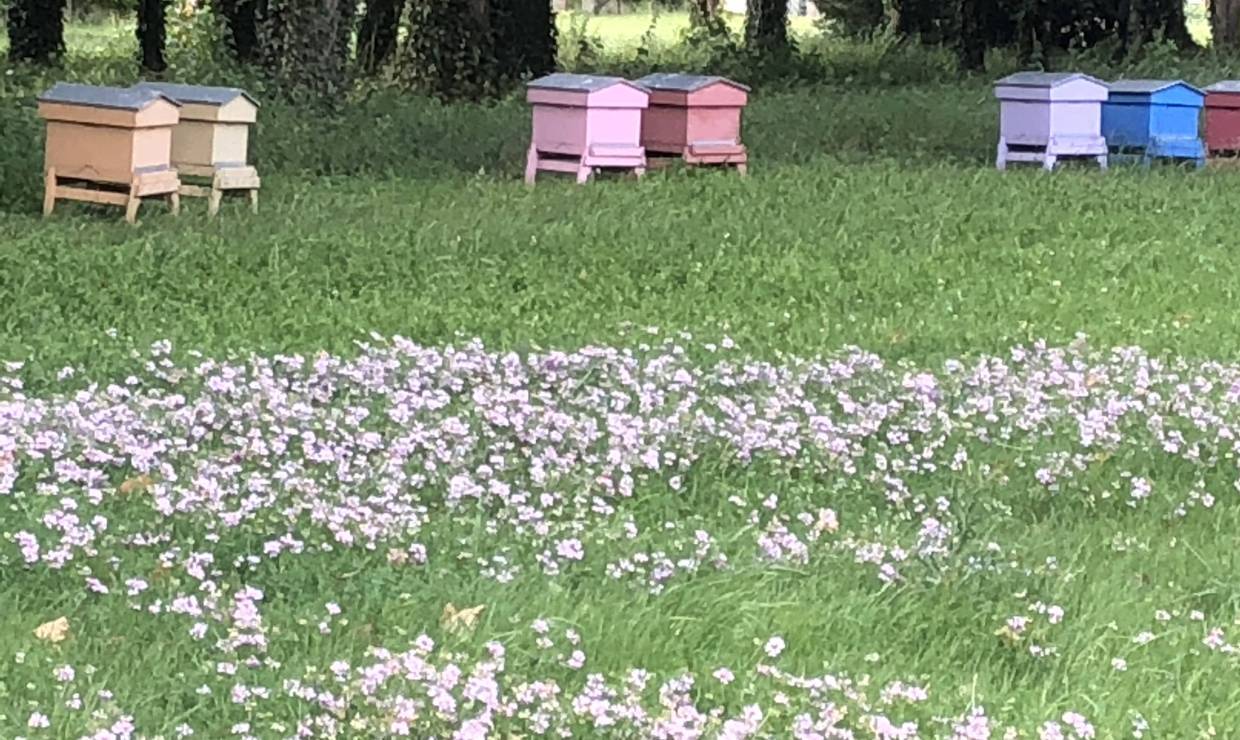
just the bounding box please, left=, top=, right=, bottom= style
left=36, top=81, right=260, bottom=223
left=994, top=72, right=1240, bottom=170
left=524, top=73, right=750, bottom=184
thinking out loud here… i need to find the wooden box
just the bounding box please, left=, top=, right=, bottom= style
left=37, top=82, right=181, bottom=223
left=993, top=72, right=1108, bottom=171
left=1102, top=79, right=1205, bottom=166
left=524, top=73, right=650, bottom=184
left=131, top=82, right=261, bottom=215
left=636, top=73, right=750, bottom=174
left=1204, top=81, right=1240, bottom=158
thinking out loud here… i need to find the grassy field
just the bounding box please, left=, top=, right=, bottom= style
left=5, top=16, right=1240, bottom=740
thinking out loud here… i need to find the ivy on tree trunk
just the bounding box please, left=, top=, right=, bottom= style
left=745, top=0, right=789, bottom=53
left=490, top=0, right=557, bottom=81
left=1212, top=0, right=1240, bottom=47
left=6, top=0, right=67, bottom=65
left=215, top=0, right=263, bottom=63
left=357, top=0, right=407, bottom=73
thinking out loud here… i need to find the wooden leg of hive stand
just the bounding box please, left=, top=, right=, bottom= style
left=208, top=185, right=223, bottom=218
left=633, top=165, right=646, bottom=178
left=736, top=162, right=748, bottom=177
left=43, top=168, right=56, bottom=217
left=524, top=146, right=539, bottom=186
left=169, top=190, right=180, bottom=216
left=1042, top=154, right=1057, bottom=172
left=249, top=189, right=259, bottom=214
left=124, top=181, right=141, bottom=225
left=575, top=164, right=592, bottom=185
left=1096, top=153, right=1108, bottom=171
left=995, top=138, right=1007, bottom=171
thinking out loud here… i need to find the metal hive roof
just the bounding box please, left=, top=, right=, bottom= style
left=994, top=72, right=1104, bottom=88
left=528, top=73, right=643, bottom=92
left=131, top=81, right=259, bottom=108
left=38, top=82, right=178, bottom=111
left=1206, top=80, right=1240, bottom=93
left=636, top=73, right=750, bottom=93
left=1108, top=79, right=1204, bottom=95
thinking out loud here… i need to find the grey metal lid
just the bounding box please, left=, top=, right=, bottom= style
left=131, top=81, right=259, bottom=108
left=636, top=73, right=750, bottom=93
left=1206, top=80, right=1240, bottom=93
left=38, top=82, right=178, bottom=111
left=528, top=73, right=643, bottom=92
left=994, top=71, right=1104, bottom=88
left=1109, top=79, right=1204, bottom=95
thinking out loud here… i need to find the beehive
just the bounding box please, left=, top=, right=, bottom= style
left=37, top=82, right=182, bottom=223
left=524, top=73, right=650, bottom=184
left=1102, top=79, right=1205, bottom=167
left=131, top=82, right=261, bottom=215
left=992, top=72, right=1109, bottom=171
left=1204, top=81, right=1240, bottom=159
left=636, top=73, right=750, bottom=174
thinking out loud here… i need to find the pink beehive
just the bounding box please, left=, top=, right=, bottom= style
left=637, top=73, right=750, bottom=174
left=524, top=73, right=650, bottom=185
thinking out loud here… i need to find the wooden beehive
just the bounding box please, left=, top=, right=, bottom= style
left=524, top=73, right=650, bottom=185
left=636, top=73, right=750, bottom=174
left=1204, top=81, right=1240, bottom=158
left=37, top=82, right=181, bottom=223
left=1102, top=79, right=1205, bottom=166
left=992, top=72, right=1109, bottom=171
left=130, top=82, right=261, bottom=215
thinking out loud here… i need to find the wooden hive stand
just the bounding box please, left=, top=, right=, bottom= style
left=524, top=74, right=650, bottom=185
left=131, top=82, right=261, bottom=216
left=993, top=72, right=1109, bottom=172
left=636, top=73, right=750, bottom=175
left=37, top=83, right=182, bottom=224
left=1102, top=80, right=1206, bottom=169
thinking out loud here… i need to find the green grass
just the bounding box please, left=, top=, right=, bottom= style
left=5, top=17, right=1240, bottom=739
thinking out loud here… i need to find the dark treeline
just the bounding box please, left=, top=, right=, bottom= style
left=3, top=0, right=1231, bottom=98
left=818, top=0, right=1221, bottom=70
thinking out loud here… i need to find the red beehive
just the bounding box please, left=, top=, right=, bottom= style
left=636, top=73, right=750, bottom=174
left=1205, top=81, right=1240, bottom=157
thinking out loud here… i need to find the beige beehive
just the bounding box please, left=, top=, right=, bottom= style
left=37, top=83, right=182, bottom=223
left=131, top=82, right=261, bottom=216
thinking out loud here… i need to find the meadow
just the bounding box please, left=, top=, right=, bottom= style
left=4, top=12, right=1240, bottom=739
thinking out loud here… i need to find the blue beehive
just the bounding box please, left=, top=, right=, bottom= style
left=1102, top=79, right=1205, bottom=167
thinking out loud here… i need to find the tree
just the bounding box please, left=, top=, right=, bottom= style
left=136, top=0, right=168, bottom=72
left=745, top=0, right=789, bottom=52
left=490, top=0, right=557, bottom=80
left=7, top=0, right=67, bottom=64
left=358, top=0, right=406, bottom=73
left=1212, top=0, right=1240, bottom=48
left=403, top=0, right=493, bottom=99
left=260, top=0, right=356, bottom=97
left=215, top=0, right=264, bottom=63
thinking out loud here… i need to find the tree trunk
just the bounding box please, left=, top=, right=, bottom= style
left=404, top=0, right=494, bottom=100
left=957, top=0, right=985, bottom=70
left=1134, top=0, right=1197, bottom=48
left=357, top=0, right=406, bottom=72
left=216, top=0, right=263, bottom=63
left=260, top=0, right=356, bottom=98
left=136, top=0, right=168, bottom=73
left=1212, top=0, right=1240, bottom=47
left=490, top=0, right=558, bottom=80
left=7, top=0, right=67, bottom=64
left=745, top=0, right=789, bottom=52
